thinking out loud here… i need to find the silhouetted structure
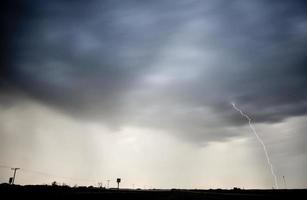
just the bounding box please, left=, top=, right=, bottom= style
left=116, top=178, right=121, bottom=189
left=10, top=168, right=20, bottom=185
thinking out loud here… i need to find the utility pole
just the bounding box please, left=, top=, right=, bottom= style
left=107, top=180, right=110, bottom=189
left=11, top=168, right=20, bottom=184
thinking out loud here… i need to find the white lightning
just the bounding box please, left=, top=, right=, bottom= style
left=231, top=102, right=278, bottom=189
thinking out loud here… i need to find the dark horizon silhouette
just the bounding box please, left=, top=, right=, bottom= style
left=1, top=183, right=307, bottom=200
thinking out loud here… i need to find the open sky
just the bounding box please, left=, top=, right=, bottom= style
left=1, top=0, right=307, bottom=189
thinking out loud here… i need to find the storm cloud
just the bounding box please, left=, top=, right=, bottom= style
left=1, top=0, right=307, bottom=143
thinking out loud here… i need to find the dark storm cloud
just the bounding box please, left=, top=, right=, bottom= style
left=1, top=0, right=307, bottom=141
left=0, top=1, right=36, bottom=86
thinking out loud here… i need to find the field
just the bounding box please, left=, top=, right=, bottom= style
left=1, top=184, right=306, bottom=199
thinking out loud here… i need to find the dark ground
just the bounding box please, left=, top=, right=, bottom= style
left=1, top=184, right=306, bottom=199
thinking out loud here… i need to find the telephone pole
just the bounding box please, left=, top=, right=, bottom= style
left=11, top=168, right=20, bottom=184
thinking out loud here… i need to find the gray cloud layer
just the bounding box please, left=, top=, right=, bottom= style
left=1, top=0, right=307, bottom=143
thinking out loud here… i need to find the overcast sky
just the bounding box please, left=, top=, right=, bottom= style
left=1, top=0, right=307, bottom=189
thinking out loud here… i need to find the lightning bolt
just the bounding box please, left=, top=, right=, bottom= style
left=231, top=102, right=278, bottom=189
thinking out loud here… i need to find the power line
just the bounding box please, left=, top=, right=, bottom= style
left=21, top=168, right=100, bottom=183
left=0, top=163, right=101, bottom=184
